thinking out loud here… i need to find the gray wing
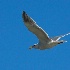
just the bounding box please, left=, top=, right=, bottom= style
left=51, top=32, right=70, bottom=41
left=22, top=11, right=51, bottom=42
left=51, top=36, right=61, bottom=41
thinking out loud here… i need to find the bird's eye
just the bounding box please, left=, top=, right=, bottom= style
left=34, top=45, right=36, bottom=46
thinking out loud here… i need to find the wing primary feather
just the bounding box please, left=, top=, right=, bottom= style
left=22, top=11, right=51, bottom=42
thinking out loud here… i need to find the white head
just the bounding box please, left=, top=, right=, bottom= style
left=29, top=44, right=38, bottom=49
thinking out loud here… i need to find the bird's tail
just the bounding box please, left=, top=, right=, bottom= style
left=52, top=32, right=70, bottom=41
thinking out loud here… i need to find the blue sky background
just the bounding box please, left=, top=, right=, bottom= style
left=0, top=0, right=70, bottom=70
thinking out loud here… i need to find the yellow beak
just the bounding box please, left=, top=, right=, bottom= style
left=29, top=46, right=32, bottom=49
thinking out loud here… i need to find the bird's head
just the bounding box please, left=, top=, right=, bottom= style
left=29, top=44, right=38, bottom=49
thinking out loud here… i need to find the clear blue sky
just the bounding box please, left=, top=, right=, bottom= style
left=0, top=0, right=70, bottom=70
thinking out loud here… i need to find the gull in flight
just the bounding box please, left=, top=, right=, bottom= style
left=22, top=11, right=70, bottom=50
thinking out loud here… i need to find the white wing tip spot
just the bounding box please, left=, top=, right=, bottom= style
left=65, top=41, right=67, bottom=42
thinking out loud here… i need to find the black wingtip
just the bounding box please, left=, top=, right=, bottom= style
left=22, top=11, right=26, bottom=19
left=22, top=11, right=29, bottom=22
left=23, top=11, right=26, bottom=14
left=22, top=11, right=26, bottom=16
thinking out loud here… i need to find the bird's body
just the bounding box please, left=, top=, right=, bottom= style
left=35, top=41, right=57, bottom=50
left=31, top=40, right=65, bottom=50
left=22, top=11, right=70, bottom=50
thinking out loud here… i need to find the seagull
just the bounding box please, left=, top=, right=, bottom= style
left=22, top=11, right=70, bottom=50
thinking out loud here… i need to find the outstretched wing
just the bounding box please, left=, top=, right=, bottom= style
left=52, top=32, right=70, bottom=41
left=22, top=11, right=50, bottom=42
